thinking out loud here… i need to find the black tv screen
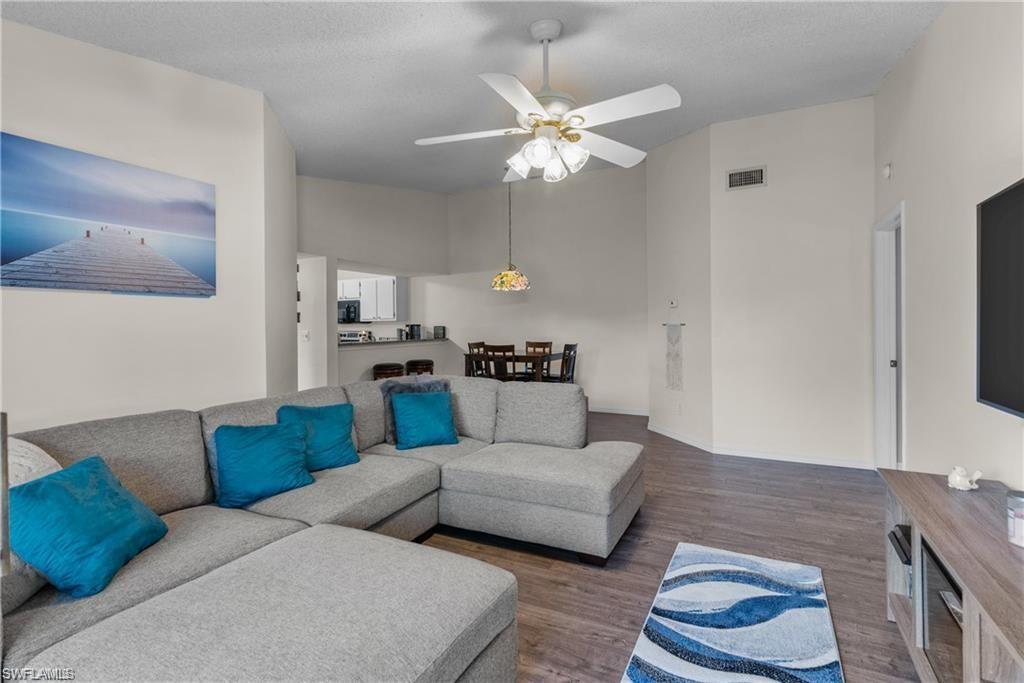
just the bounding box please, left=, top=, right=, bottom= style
left=978, top=177, right=1024, bottom=417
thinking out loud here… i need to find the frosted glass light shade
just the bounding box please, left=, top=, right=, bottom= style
left=491, top=266, right=530, bottom=291
left=543, top=155, right=567, bottom=183
left=556, top=140, right=590, bottom=174
left=506, top=152, right=530, bottom=179
left=522, top=137, right=554, bottom=168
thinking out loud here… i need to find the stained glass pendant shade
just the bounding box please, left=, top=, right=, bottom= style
left=491, top=179, right=530, bottom=291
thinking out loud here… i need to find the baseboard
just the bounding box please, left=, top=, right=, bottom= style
left=589, top=406, right=649, bottom=417
left=646, top=421, right=714, bottom=453
left=647, top=421, right=874, bottom=471
left=711, top=445, right=875, bottom=471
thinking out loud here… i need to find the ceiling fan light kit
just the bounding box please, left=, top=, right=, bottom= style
left=414, top=18, right=682, bottom=184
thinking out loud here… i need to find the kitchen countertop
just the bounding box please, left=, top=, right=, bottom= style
left=338, top=338, right=448, bottom=348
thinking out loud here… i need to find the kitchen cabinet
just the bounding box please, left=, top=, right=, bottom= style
left=357, top=276, right=404, bottom=322
left=339, top=275, right=406, bottom=322
left=376, top=277, right=396, bottom=320
left=359, top=279, right=379, bottom=321
left=339, top=280, right=360, bottom=299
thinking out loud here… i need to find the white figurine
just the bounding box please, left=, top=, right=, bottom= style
left=947, top=466, right=982, bottom=491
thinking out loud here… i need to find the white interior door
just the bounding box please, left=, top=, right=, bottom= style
left=873, top=203, right=904, bottom=468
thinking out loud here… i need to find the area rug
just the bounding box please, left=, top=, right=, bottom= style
left=622, top=543, right=844, bottom=683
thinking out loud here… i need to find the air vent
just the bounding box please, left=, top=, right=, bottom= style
left=727, top=166, right=766, bottom=190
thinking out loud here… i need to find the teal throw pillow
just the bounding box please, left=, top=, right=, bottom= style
left=214, top=421, right=313, bottom=508
left=276, top=403, right=359, bottom=471
left=9, top=456, right=168, bottom=598
left=391, top=391, right=459, bottom=450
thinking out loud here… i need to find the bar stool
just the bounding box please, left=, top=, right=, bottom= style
left=405, top=359, right=434, bottom=375
left=372, top=363, right=405, bottom=380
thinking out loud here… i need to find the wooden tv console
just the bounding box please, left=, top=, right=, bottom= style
left=881, top=469, right=1024, bottom=682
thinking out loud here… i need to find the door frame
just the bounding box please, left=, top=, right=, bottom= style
left=873, top=202, right=906, bottom=469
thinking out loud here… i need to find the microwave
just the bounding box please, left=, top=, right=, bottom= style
left=338, top=300, right=360, bottom=324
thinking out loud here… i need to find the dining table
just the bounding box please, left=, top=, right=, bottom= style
left=463, top=349, right=562, bottom=381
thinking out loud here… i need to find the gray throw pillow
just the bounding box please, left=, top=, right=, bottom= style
left=380, top=378, right=450, bottom=444
left=4, top=438, right=62, bottom=614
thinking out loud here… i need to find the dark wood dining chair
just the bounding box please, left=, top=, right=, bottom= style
left=484, top=344, right=517, bottom=381
left=467, top=341, right=489, bottom=377
left=543, top=343, right=578, bottom=383
left=517, top=340, right=553, bottom=381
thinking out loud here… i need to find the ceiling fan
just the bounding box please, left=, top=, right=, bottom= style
left=414, top=19, right=681, bottom=183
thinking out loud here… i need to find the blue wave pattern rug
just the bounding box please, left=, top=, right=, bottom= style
left=623, top=543, right=844, bottom=683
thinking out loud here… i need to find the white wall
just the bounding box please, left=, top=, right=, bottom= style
left=644, top=98, right=876, bottom=468
left=646, top=127, right=713, bottom=447
left=297, top=175, right=448, bottom=276
left=0, top=21, right=291, bottom=431
left=416, top=165, right=649, bottom=414
left=875, top=2, right=1024, bottom=486
left=263, top=100, right=298, bottom=396
left=709, top=98, right=876, bottom=467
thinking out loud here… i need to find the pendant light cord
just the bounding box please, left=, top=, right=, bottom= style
left=507, top=179, right=513, bottom=266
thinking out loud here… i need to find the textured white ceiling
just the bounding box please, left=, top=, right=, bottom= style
left=2, top=2, right=943, bottom=193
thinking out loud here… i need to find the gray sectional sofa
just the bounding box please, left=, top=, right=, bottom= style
left=3, top=376, right=644, bottom=681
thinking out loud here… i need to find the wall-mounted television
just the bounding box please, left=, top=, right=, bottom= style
left=978, top=177, right=1024, bottom=418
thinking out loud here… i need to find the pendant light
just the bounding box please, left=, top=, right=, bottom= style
left=491, top=177, right=530, bottom=291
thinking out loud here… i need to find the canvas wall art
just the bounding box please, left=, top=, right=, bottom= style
left=1, top=132, right=216, bottom=296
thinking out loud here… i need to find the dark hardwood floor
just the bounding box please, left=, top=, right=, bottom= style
left=425, top=412, right=917, bottom=682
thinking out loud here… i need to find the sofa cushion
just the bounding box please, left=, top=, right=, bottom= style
left=25, top=525, right=518, bottom=683
left=14, top=409, right=209, bottom=515
left=246, top=454, right=438, bottom=528
left=494, top=382, right=588, bottom=448
left=2, top=505, right=305, bottom=669
left=441, top=441, right=644, bottom=515
left=199, top=386, right=349, bottom=496
left=364, top=436, right=488, bottom=466
left=447, top=376, right=500, bottom=443
left=343, top=380, right=388, bottom=450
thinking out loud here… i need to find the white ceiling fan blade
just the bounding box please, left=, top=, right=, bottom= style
left=415, top=128, right=529, bottom=146
left=564, top=84, right=681, bottom=129
left=503, top=167, right=526, bottom=183
left=574, top=130, right=647, bottom=168
left=479, top=73, right=548, bottom=120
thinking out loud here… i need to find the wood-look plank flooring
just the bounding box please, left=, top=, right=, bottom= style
left=425, top=412, right=917, bottom=682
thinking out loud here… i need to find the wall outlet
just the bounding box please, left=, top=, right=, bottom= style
left=668, top=297, right=679, bottom=309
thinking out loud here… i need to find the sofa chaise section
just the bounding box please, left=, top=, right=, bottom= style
left=25, top=525, right=518, bottom=682
left=440, top=442, right=644, bottom=563
left=438, top=383, right=644, bottom=564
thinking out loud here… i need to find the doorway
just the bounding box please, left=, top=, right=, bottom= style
left=873, top=202, right=904, bottom=469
